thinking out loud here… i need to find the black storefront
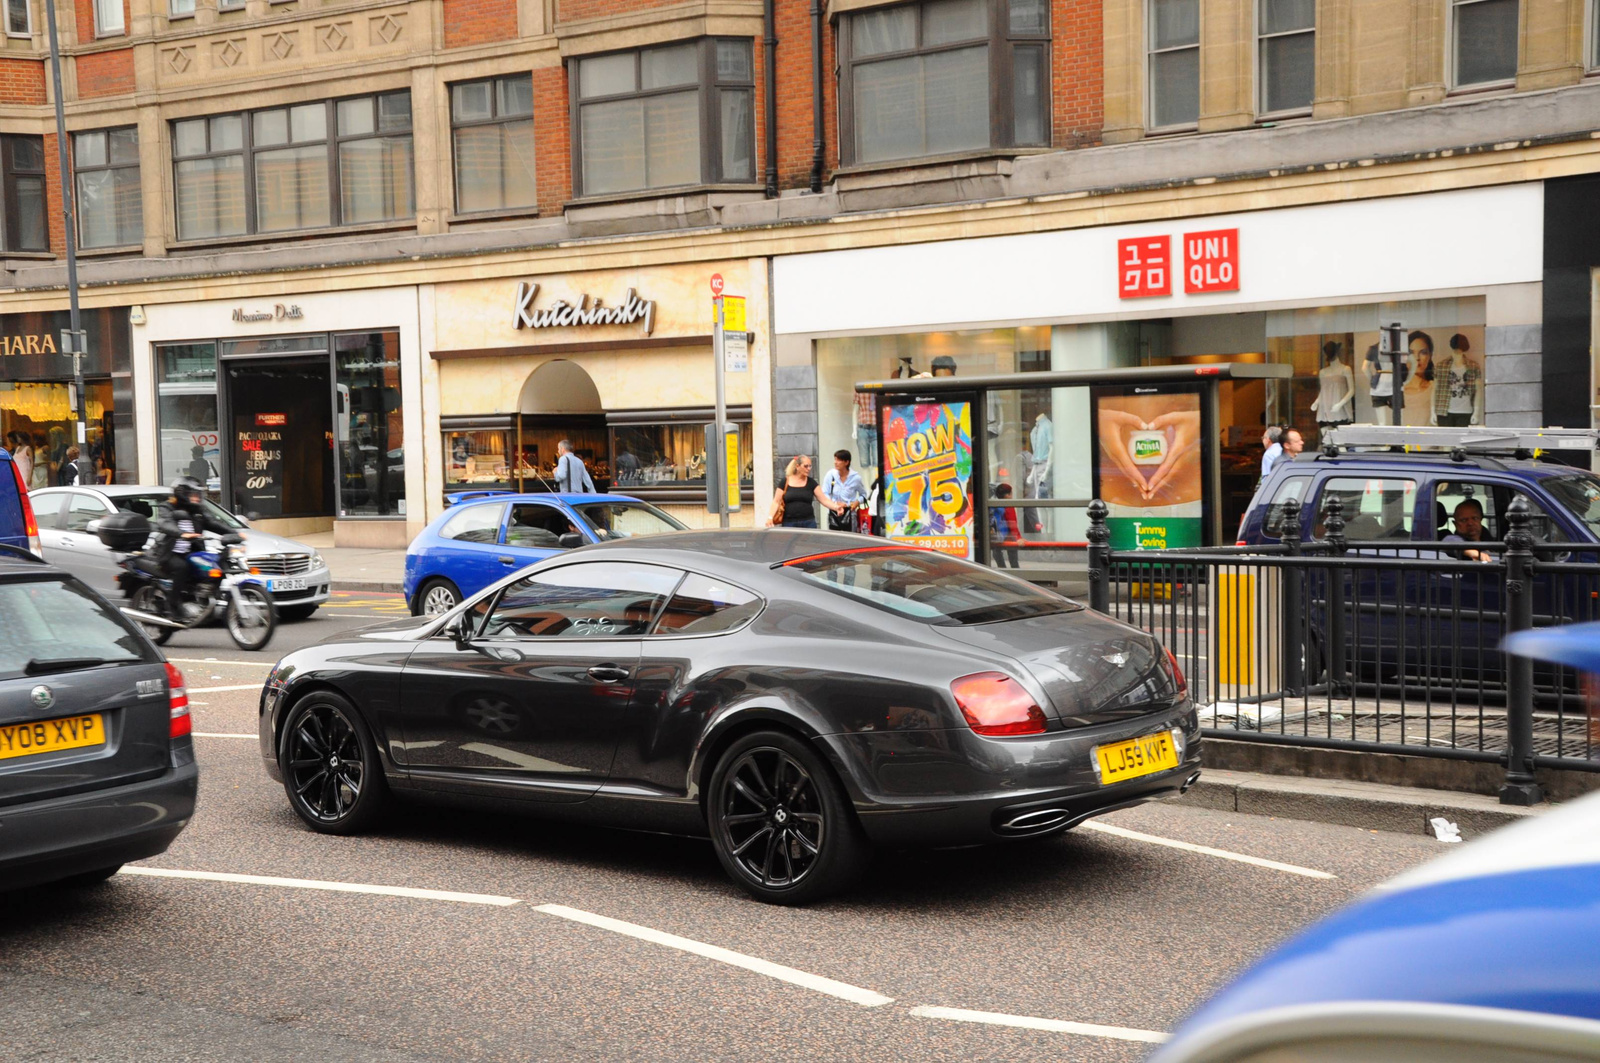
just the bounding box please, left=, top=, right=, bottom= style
left=0, top=307, right=135, bottom=486
left=1543, top=173, right=1600, bottom=449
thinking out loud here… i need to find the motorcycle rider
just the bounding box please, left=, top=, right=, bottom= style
left=150, top=477, right=232, bottom=620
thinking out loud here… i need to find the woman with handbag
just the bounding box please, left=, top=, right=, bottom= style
left=768, top=455, right=845, bottom=529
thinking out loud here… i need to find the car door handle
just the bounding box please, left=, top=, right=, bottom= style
left=587, top=665, right=630, bottom=683
left=498, top=556, right=516, bottom=564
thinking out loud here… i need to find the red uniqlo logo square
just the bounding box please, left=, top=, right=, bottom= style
left=1183, top=228, right=1241, bottom=294
left=1118, top=236, right=1171, bottom=299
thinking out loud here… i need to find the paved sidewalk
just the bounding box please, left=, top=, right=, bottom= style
left=298, top=532, right=407, bottom=593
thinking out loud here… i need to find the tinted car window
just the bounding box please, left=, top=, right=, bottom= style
left=1434, top=481, right=1568, bottom=544
left=652, top=574, right=762, bottom=635
left=478, top=562, right=683, bottom=639
left=1316, top=477, right=1415, bottom=540
left=1262, top=476, right=1312, bottom=538
left=787, top=548, right=1077, bottom=625
left=1542, top=475, right=1600, bottom=538
left=439, top=502, right=504, bottom=544
left=572, top=502, right=686, bottom=541
left=112, top=493, right=244, bottom=529
left=0, top=578, right=151, bottom=680
left=505, top=504, right=573, bottom=548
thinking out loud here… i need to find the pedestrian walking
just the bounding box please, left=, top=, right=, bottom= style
left=553, top=439, right=595, bottom=494
left=1259, top=426, right=1284, bottom=485
left=768, top=455, right=845, bottom=529
left=820, top=450, right=868, bottom=531
left=58, top=447, right=82, bottom=486
left=990, top=483, right=1021, bottom=568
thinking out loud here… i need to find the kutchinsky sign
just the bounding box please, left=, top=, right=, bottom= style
left=512, top=282, right=656, bottom=336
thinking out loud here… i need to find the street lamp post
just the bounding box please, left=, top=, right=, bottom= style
left=43, top=0, right=92, bottom=487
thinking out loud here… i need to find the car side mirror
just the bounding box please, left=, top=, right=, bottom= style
left=558, top=532, right=583, bottom=549
left=448, top=618, right=473, bottom=649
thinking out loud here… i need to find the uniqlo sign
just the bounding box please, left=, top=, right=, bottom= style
left=1183, top=228, right=1241, bottom=294
left=1117, top=236, right=1171, bottom=298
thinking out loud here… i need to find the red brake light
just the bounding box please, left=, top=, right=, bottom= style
left=1162, top=647, right=1188, bottom=699
left=10, top=459, right=39, bottom=555
left=165, top=662, right=192, bottom=739
left=951, top=672, right=1048, bottom=737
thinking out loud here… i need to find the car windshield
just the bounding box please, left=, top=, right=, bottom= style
left=113, top=493, right=245, bottom=530
left=1540, top=475, right=1600, bottom=534
left=572, top=502, right=687, bottom=541
left=0, top=578, right=151, bottom=681
left=785, top=548, right=1079, bottom=625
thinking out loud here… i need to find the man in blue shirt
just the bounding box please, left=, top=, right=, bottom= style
left=1259, top=426, right=1284, bottom=486
left=821, top=449, right=868, bottom=531
left=554, top=439, right=596, bottom=494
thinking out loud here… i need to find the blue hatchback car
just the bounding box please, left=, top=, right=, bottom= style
left=404, top=493, right=688, bottom=615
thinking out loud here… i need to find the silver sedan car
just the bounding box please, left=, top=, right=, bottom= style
left=28, top=485, right=333, bottom=620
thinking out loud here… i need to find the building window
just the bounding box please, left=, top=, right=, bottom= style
left=155, top=342, right=220, bottom=495
left=1148, top=0, right=1200, bottom=129
left=2, top=135, right=46, bottom=252
left=450, top=74, right=536, bottom=213
left=572, top=38, right=755, bottom=197
left=94, top=0, right=123, bottom=36
left=74, top=128, right=143, bottom=249
left=1258, top=0, right=1314, bottom=114
left=172, top=91, right=414, bottom=242
left=169, top=0, right=194, bottom=17
left=1452, top=0, right=1519, bottom=87
left=842, top=0, right=1049, bottom=166
left=7, top=0, right=31, bottom=37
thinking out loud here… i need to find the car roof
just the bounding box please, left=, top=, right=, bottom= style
left=552, top=529, right=906, bottom=571
left=1283, top=452, right=1587, bottom=479
left=450, top=493, right=650, bottom=506
left=0, top=549, right=67, bottom=576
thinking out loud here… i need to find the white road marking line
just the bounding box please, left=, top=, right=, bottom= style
left=118, top=867, right=521, bottom=906
left=193, top=732, right=256, bottom=739
left=534, top=904, right=894, bottom=1008
left=189, top=683, right=263, bottom=693
left=1083, top=821, right=1337, bottom=880
left=168, top=658, right=274, bottom=668
left=909, top=1006, right=1169, bottom=1043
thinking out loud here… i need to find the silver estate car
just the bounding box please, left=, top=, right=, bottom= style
left=28, top=485, right=332, bottom=620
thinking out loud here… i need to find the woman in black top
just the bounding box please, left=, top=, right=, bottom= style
left=770, top=455, right=845, bottom=529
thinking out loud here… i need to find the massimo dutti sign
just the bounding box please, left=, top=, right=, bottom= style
left=511, top=282, right=656, bottom=336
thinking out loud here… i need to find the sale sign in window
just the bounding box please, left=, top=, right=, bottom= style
left=1183, top=228, right=1240, bottom=294
left=1117, top=236, right=1172, bottom=299
left=881, top=400, right=974, bottom=559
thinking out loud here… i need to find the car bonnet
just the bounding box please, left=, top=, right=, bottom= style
left=1156, top=788, right=1600, bottom=1056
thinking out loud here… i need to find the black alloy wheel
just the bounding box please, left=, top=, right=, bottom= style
left=708, top=730, right=866, bottom=905
left=279, top=693, right=387, bottom=834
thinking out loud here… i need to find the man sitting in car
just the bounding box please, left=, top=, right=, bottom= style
left=1442, top=498, right=1492, bottom=562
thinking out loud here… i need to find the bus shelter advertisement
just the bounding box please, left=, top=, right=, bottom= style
left=881, top=400, right=974, bottom=558
left=1092, top=386, right=1203, bottom=550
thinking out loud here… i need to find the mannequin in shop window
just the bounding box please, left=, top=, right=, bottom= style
left=1363, top=343, right=1408, bottom=426
left=1432, top=333, right=1484, bottom=427
left=1310, top=341, right=1354, bottom=431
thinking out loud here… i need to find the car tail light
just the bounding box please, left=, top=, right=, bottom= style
left=1162, top=646, right=1188, bottom=700
left=10, top=459, right=40, bottom=555
left=951, top=672, right=1048, bottom=737
left=165, top=662, right=192, bottom=739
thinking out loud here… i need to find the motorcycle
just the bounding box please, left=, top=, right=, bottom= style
left=97, top=514, right=277, bottom=651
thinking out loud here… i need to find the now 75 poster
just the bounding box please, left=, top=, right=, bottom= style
left=880, top=400, right=974, bottom=558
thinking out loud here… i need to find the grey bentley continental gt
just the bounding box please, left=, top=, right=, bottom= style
left=259, top=530, right=1199, bottom=904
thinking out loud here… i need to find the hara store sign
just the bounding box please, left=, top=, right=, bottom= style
left=1118, top=228, right=1241, bottom=299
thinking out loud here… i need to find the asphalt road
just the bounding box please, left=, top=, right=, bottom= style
left=0, top=620, right=1452, bottom=1063
left=146, top=589, right=420, bottom=660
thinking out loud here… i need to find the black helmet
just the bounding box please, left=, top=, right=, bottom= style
left=171, top=477, right=202, bottom=503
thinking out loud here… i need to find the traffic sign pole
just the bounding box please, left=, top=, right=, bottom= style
left=712, top=293, right=729, bottom=529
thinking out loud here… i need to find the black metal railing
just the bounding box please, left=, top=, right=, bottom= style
left=1086, top=495, right=1600, bottom=804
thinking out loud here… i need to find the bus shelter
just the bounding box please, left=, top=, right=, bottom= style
left=855, top=362, right=1292, bottom=582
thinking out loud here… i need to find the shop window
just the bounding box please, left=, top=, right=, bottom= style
left=2, top=135, right=47, bottom=252
left=172, top=92, right=414, bottom=241
left=842, top=0, right=1048, bottom=166
left=155, top=341, right=220, bottom=497
left=94, top=0, right=123, bottom=36
left=334, top=330, right=405, bottom=518
left=445, top=429, right=511, bottom=488
left=1452, top=0, right=1518, bottom=88
left=611, top=421, right=753, bottom=489
left=450, top=75, right=536, bottom=214
left=1257, top=0, right=1314, bottom=115
left=1148, top=0, right=1200, bottom=129
left=74, top=128, right=143, bottom=250
left=572, top=38, right=755, bottom=197
left=7, top=0, right=30, bottom=37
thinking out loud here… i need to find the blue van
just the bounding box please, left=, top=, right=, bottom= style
left=0, top=445, right=41, bottom=555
